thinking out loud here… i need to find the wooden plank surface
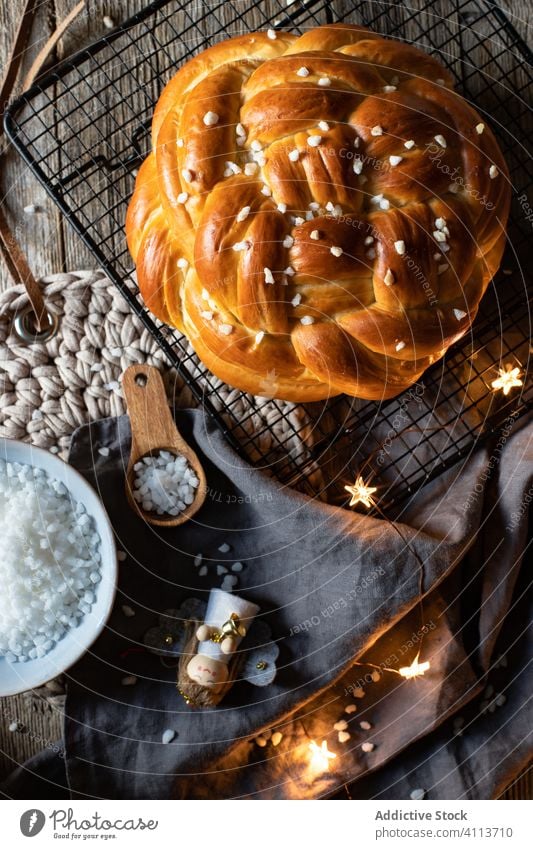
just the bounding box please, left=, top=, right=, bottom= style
left=0, top=0, right=530, bottom=797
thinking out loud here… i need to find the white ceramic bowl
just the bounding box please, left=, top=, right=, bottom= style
left=0, top=438, right=117, bottom=696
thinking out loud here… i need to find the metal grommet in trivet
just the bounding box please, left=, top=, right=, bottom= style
left=12, top=305, right=59, bottom=343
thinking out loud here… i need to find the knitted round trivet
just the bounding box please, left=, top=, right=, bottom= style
left=0, top=271, right=317, bottom=469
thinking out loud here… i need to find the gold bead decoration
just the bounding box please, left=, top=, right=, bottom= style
left=164, top=634, right=174, bottom=645
left=256, top=661, right=267, bottom=670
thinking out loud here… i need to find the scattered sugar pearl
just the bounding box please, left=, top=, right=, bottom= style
left=384, top=268, right=395, bottom=286
left=345, top=704, right=357, bottom=714
left=203, top=111, right=219, bottom=126
left=231, top=562, right=244, bottom=572
left=218, top=543, right=230, bottom=553
left=330, top=246, right=343, bottom=257
left=371, top=669, right=381, bottom=682
left=379, top=198, right=390, bottom=210
left=404, top=139, right=415, bottom=149
left=389, top=155, right=402, bottom=167
left=177, top=258, right=189, bottom=270
left=300, top=315, right=315, bottom=325
left=177, top=192, right=188, bottom=204
left=255, top=331, right=265, bottom=345
left=256, top=736, right=267, bottom=747
left=261, top=185, right=272, bottom=196
left=232, top=241, right=249, bottom=252
left=103, top=15, right=114, bottom=29
left=318, top=121, right=330, bottom=131
left=271, top=731, right=283, bottom=746
left=359, top=720, right=372, bottom=730
left=383, top=85, right=396, bottom=92
left=23, top=203, right=40, bottom=214
left=221, top=574, right=238, bottom=591
left=267, top=28, right=277, bottom=40
left=201, top=311, right=213, bottom=320
left=318, top=77, right=331, bottom=86
left=489, top=165, right=499, bottom=179
left=277, top=202, right=287, bottom=213
left=194, top=553, right=203, bottom=567
left=291, top=293, right=302, bottom=307
left=288, top=149, right=300, bottom=162
left=216, top=565, right=228, bottom=576
left=395, top=341, right=406, bottom=352
left=353, top=687, right=365, bottom=698
left=162, top=729, right=176, bottom=744
left=132, top=450, right=200, bottom=516
left=176, top=138, right=184, bottom=147
left=361, top=742, right=375, bottom=753
left=433, top=230, right=447, bottom=243
left=237, top=206, right=251, bottom=222
left=219, top=324, right=233, bottom=335
left=434, top=134, right=447, bottom=148
left=181, top=168, right=193, bottom=182
left=353, top=157, right=363, bottom=175
left=285, top=266, right=295, bottom=276
left=366, top=248, right=376, bottom=260
left=371, top=125, right=383, bottom=136
left=307, top=135, right=322, bottom=147
left=410, top=788, right=426, bottom=800
left=98, top=447, right=110, bottom=457
left=121, top=605, right=135, bottom=618
left=121, top=675, right=137, bottom=686
left=8, top=721, right=20, bottom=732
left=475, top=123, right=485, bottom=134
left=364, top=235, right=374, bottom=246
left=198, top=566, right=208, bottom=577
left=338, top=731, right=351, bottom=743
left=453, top=308, right=467, bottom=320
left=394, top=240, right=406, bottom=255
left=334, top=720, right=348, bottom=731
left=283, top=235, right=294, bottom=248
left=310, top=230, right=320, bottom=240
left=117, top=550, right=127, bottom=562
left=264, top=267, right=275, bottom=285
left=297, top=66, right=310, bottom=77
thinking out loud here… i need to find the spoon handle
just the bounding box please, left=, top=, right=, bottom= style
left=122, top=364, right=183, bottom=460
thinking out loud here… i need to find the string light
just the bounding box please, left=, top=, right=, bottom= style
left=491, top=364, right=523, bottom=396
left=344, top=475, right=377, bottom=509
left=398, top=652, right=430, bottom=680
left=308, top=740, right=337, bottom=772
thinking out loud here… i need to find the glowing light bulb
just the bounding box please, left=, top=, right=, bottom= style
left=344, top=476, right=377, bottom=509
left=399, top=652, right=430, bottom=680
left=491, top=365, right=523, bottom=396
left=308, top=740, right=337, bottom=772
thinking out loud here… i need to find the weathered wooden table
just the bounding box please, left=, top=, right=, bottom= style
left=0, top=0, right=530, bottom=797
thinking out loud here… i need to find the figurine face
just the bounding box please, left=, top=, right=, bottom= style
left=187, top=654, right=229, bottom=691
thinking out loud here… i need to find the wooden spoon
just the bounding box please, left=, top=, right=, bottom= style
left=122, top=364, right=207, bottom=527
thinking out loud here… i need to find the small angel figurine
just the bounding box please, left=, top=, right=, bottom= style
left=179, top=589, right=260, bottom=706
left=143, top=590, right=278, bottom=708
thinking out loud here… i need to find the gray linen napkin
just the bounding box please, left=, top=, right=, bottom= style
left=2, top=410, right=530, bottom=799
left=61, top=409, right=530, bottom=799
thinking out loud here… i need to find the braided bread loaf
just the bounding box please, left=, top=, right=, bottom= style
left=126, top=24, right=510, bottom=401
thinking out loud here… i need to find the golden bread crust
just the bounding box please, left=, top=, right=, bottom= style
left=126, top=24, right=510, bottom=401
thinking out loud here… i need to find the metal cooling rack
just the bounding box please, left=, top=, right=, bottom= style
left=4, top=0, right=532, bottom=511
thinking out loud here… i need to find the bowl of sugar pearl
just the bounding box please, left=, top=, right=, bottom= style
left=0, top=438, right=117, bottom=695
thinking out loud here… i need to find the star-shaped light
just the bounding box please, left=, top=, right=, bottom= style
left=344, top=475, right=377, bottom=509
left=398, top=652, right=430, bottom=680
left=308, top=740, right=337, bottom=772
left=491, top=364, right=523, bottom=396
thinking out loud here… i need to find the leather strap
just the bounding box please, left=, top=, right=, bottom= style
left=0, top=0, right=86, bottom=332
